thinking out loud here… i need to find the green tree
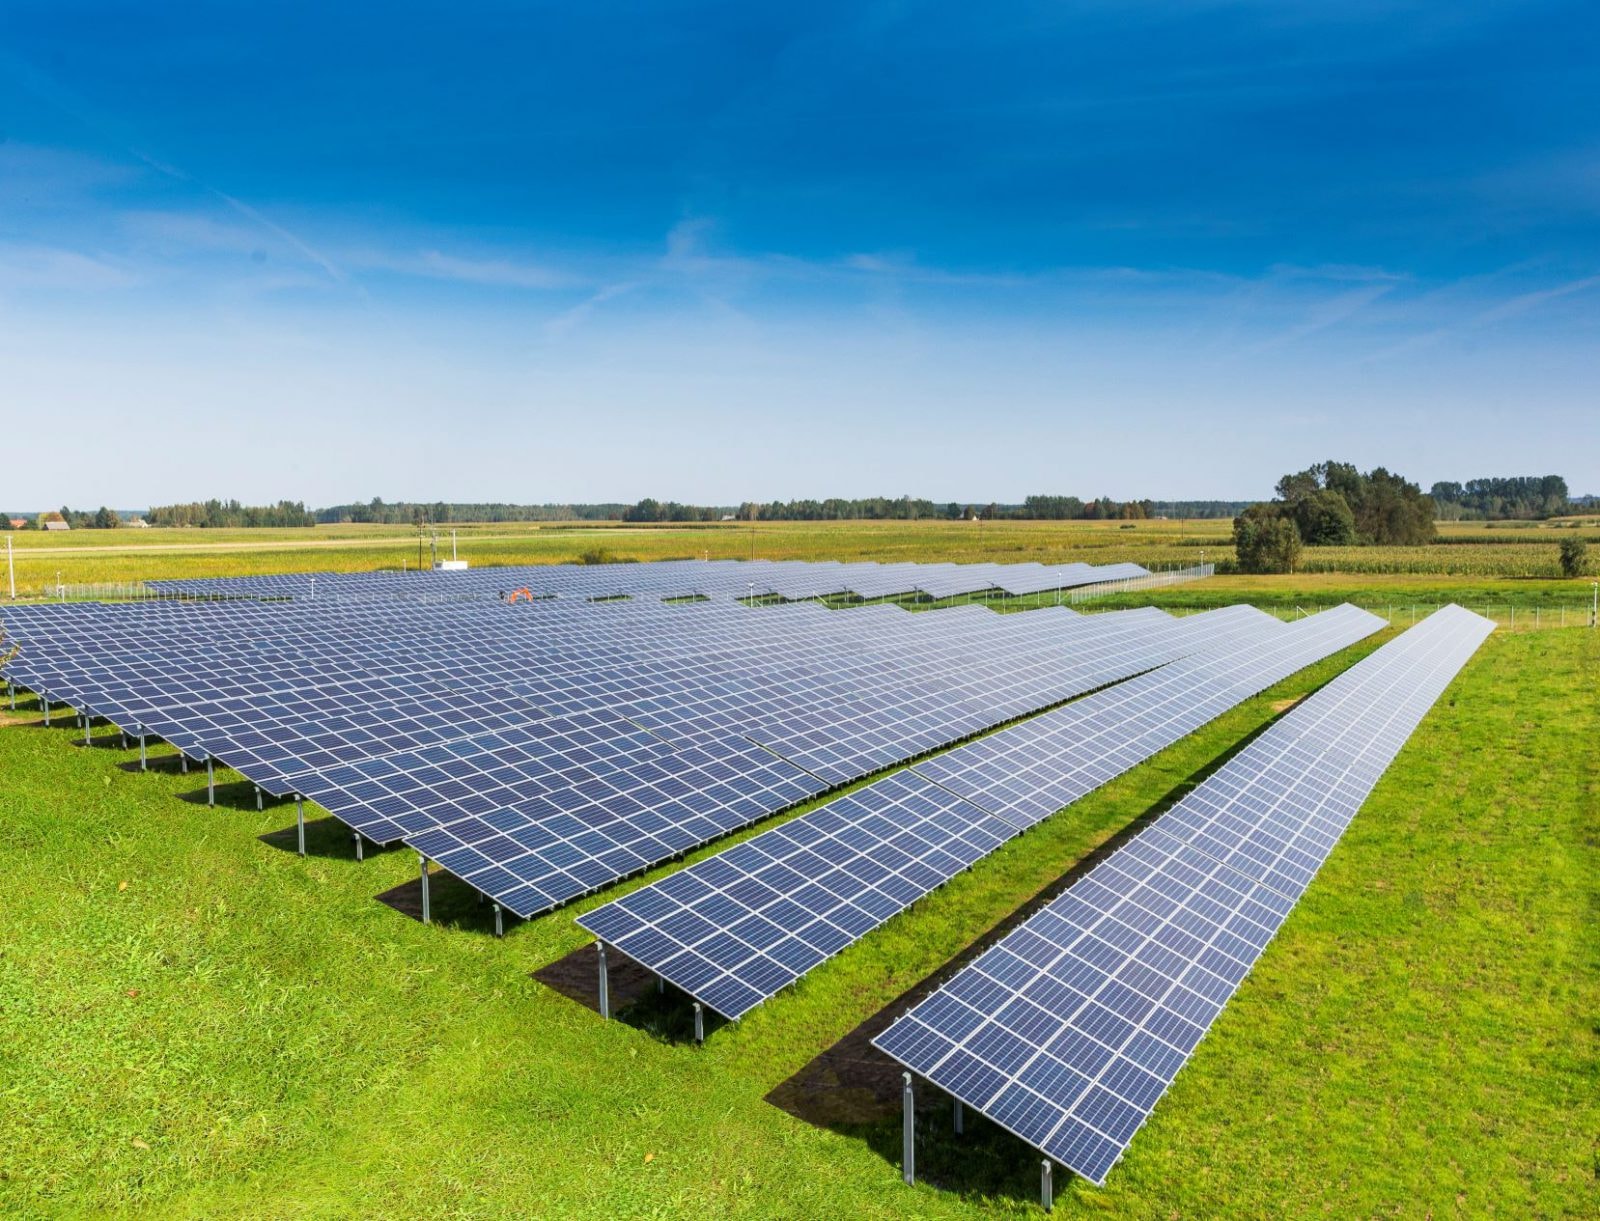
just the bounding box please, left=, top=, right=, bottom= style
left=92, top=506, right=121, bottom=529
left=1233, top=504, right=1303, bottom=573
left=1273, top=460, right=1434, bottom=545
left=1559, top=537, right=1589, bottom=578
left=1293, top=488, right=1356, bottom=545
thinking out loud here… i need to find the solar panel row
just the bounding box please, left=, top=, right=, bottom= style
left=872, top=605, right=1493, bottom=1186
left=143, top=557, right=1155, bottom=605
left=577, top=604, right=1382, bottom=1019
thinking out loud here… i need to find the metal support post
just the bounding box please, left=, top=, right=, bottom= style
left=84, top=715, right=91, bottom=746
left=180, top=752, right=188, bottom=773
left=692, top=1001, right=704, bottom=1044
left=657, top=974, right=664, bottom=994
left=256, top=787, right=263, bottom=811
left=206, top=757, right=215, bottom=806
left=296, top=797, right=306, bottom=856
left=954, top=1098, right=963, bottom=1134
left=43, top=696, right=50, bottom=727
left=597, top=942, right=611, bottom=1019
left=901, top=1072, right=916, bottom=1185
left=419, top=854, right=431, bottom=924
left=138, top=730, right=147, bottom=771
left=354, top=832, right=364, bottom=862
left=1041, top=1160, right=1053, bottom=1211
left=493, top=903, right=503, bottom=937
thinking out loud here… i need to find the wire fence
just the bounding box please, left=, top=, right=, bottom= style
left=1068, top=562, right=1215, bottom=605
left=1260, top=602, right=1596, bottom=632
left=12, top=582, right=274, bottom=604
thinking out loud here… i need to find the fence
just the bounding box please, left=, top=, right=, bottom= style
left=1068, top=562, right=1215, bottom=605
left=12, top=582, right=271, bottom=604
left=1261, top=602, right=1596, bottom=632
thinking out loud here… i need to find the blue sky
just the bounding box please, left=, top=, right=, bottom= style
left=3, top=0, right=1597, bottom=507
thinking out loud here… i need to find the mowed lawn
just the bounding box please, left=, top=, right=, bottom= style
left=0, top=625, right=1593, bottom=1218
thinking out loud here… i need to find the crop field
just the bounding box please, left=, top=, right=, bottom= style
left=6, top=516, right=1600, bottom=595
left=0, top=567, right=1595, bottom=1218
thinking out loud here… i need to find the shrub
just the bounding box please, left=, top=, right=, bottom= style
left=1558, top=537, right=1589, bottom=578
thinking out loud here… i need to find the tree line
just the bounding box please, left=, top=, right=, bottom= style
left=1430, top=476, right=1569, bottom=520
left=318, top=499, right=629, bottom=525
left=147, top=500, right=317, bottom=528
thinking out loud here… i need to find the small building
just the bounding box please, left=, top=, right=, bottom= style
left=126, top=517, right=151, bottom=528
left=6, top=518, right=26, bottom=530
left=43, top=519, right=70, bottom=532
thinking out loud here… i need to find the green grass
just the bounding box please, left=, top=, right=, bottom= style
left=0, top=624, right=1592, bottom=1218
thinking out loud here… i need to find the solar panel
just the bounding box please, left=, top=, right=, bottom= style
left=575, top=604, right=1380, bottom=1019
left=872, top=605, right=1493, bottom=1186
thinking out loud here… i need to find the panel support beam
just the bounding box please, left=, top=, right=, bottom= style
left=353, top=831, right=364, bottom=862
left=493, top=903, right=503, bottom=938
left=296, top=797, right=306, bottom=857
left=954, top=1098, right=963, bottom=1135
left=419, top=854, right=431, bottom=924
left=692, top=1001, right=704, bottom=1044
left=138, top=730, right=147, bottom=771
left=596, top=941, right=610, bottom=1019
left=206, top=757, right=215, bottom=806
left=1041, top=1160, right=1053, bottom=1212
left=901, top=1072, right=916, bottom=1186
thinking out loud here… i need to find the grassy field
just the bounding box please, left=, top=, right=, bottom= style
left=6, top=516, right=1600, bottom=594
left=1, top=621, right=1593, bottom=1218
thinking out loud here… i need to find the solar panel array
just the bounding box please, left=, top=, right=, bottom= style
left=144, top=557, right=1153, bottom=605
left=382, top=606, right=1277, bottom=916
left=872, top=605, right=1493, bottom=1185
left=577, top=604, right=1382, bottom=1019
left=2, top=576, right=1248, bottom=918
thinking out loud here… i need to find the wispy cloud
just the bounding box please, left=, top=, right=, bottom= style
left=1367, top=270, right=1600, bottom=360
left=347, top=248, right=577, bottom=290
left=0, top=242, right=137, bottom=292
left=1475, top=273, right=1600, bottom=324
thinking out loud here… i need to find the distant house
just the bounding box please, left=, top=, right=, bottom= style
left=43, top=519, right=70, bottom=531
left=6, top=518, right=25, bottom=530
left=126, top=517, right=151, bottom=529
left=720, top=514, right=737, bottom=522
